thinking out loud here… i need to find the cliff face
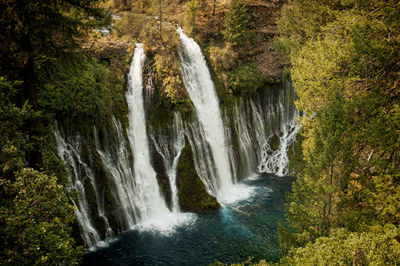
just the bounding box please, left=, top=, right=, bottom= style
left=246, top=0, right=289, bottom=78
left=196, top=0, right=288, bottom=79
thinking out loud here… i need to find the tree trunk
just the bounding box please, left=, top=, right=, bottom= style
left=22, top=34, right=38, bottom=111
left=21, top=33, right=41, bottom=168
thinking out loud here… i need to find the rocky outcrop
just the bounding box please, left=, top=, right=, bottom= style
left=244, top=0, right=289, bottom=78
left=196, top=0, right=289, bottom=79
left=176, top=143, right=220, bottom=213
left=81, top=36, right=133, bottom=59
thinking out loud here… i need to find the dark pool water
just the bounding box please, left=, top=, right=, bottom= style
left=83, top=174, right=293, bottom=266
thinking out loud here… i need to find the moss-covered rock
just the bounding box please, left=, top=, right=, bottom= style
left=270, top=135, right=280, bottom=151
left=150, top=141, right=172, bottom=209
left=176, top=143, right=220, bottom=213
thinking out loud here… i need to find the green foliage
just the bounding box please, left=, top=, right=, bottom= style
left=287, top=133, right=304, bottom=175
left=0, top=168, right=83, bottom=265
left=185, top=0, right=200, bottom=35
left=228, top=64, right=262, bottom=97
left=153, top=52, right=187, bottom=102
left=0, top=0, right=111, bottom=106
left=276, top=0, right=400, bottom=263
left=222, top=0, right=250, bottom=46
left=0, top=77, right=83, bottom=264
left=208, top=44, right=238, bottom=72
left=177, top=144, right=220, bottom=212
left=0, top=77, right=36, bottom=178
left=282, top=226, right=400, bottom=265
left=275, top=0, right=337, bottom=57
left=0, top=1, right=122, bottom=261
left=36, top=55, right=127, bottom=121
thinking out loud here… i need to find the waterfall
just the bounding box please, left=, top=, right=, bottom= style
left=54, top=130, right=111, bottom=250
left=150, top=112, right=186, bottom=213
left=258, top=115, right=299, bottom=176
left=178, top=27, right=246, bottom=204
left=124, top=44, right=171, bottom=226
left=228, top=80, right=299, bottom=178
left=94, top=119, right=137, bottom=228
left=54, top=37, right=298, bottom=247
left=185, top=119, right=219, bottom=195
left=124, top=44, right=194, bottom=230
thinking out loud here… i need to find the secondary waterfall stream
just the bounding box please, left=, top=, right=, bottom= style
left=150, top=112, right=186, bottom=213
left=55, top=31, right=299, bottom=253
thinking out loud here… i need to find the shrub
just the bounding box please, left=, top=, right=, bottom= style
left=228, top=64, right=262, bottom=97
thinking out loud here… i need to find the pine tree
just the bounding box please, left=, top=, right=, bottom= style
left=222, top=0, right=249, bottom=46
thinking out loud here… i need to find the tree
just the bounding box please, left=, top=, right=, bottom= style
left=282, top=226, right=400, bottom=265
left=0, top=1, right=111, bottom=263
left=276, top=0, right=400, bottom=261
left=186, top=0, right=199, bottom=34
left=0, top=0, right=110, bottom=110
left=0, top=0, right=110, bottom=167
left=0, top=168, right=83, bottom=265
left=222, top=0, right=249, bottom=46
left=0, top=76, right=84, bottom=264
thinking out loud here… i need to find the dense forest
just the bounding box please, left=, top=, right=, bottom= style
left=274, top=0, right=400, bottom=264
left=1, top=0, right=399, bottom=265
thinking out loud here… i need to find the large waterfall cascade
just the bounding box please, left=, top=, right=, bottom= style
left=117, top=43, right=193, bottom=231
left=55, top=36, right=298, bottom=249
left=125, top=44, right=172, bottom=225
left=177, top=27, right=252, bottom=204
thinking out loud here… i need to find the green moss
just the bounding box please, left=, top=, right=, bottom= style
left=270, top=135, right=280, bottom=151
left=177, top=143, right=220, bottom=212
left=151, top=145, right=172, bottom=208
left=228, top=63, right=262, bottom=97
left=263, top=77, right=281, bottom=85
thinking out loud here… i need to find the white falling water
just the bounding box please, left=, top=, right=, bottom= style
left=125, top=44, right=194, bottom=231
left=257, top=80, right=299, bottom=176
left=55, top=39, right=298, bottom=246
left=94, top=119, right=137, bottom=228
left=150, top=112, right=186, bottom=212
left=228, top=79, right=299, bottom=178
left=258, top=114, right=299, bottom=176
left=178, top=28, right=253, bottom=204
left=54, top=130, right=110, bottom=250
left=185, top=119, right=219, bottom=195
